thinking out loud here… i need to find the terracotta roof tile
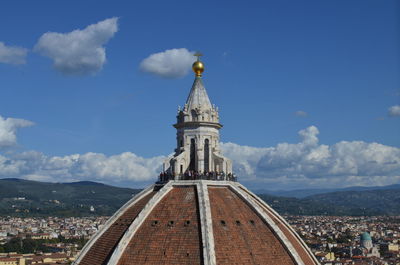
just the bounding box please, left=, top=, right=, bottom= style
left=79, top=191, right=156, bottom=265
left=209, top=186, right=295, bottom=265
left=117, top=186, right=202, bottom=265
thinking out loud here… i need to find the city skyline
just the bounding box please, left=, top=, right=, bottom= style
left=0, top=0, right=399, bottom=190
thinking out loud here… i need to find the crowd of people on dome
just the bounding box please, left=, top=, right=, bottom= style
left=158, top=170, right=236, bottom=182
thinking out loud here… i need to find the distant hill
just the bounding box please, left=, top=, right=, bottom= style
left=254, top=183, right=400, bottom=198
left=0, top=178, right=140, bottom=217
left=259, top=188, right=400, bottom=216
left=1, top=178, right=399, bottom=217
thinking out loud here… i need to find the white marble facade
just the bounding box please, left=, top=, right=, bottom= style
left=164, top=76, right=232, bottom=178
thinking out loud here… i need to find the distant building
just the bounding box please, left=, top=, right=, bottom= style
left=380, top=243, right=399, bottom=253
left=353, top=232, right=380, bottom=258
left=360, top=232, right=373, bottom=250
left=315, top=251, right=335, bottom=262
left=30, top=233, right=50, bottom=240
left=0, top=257, right=25, bottom=265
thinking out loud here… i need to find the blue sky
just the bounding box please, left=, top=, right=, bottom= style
left=0, top=0, right=399, bottom=190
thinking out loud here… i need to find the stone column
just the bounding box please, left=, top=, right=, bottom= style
left=197, top=148, right=204, bottom=173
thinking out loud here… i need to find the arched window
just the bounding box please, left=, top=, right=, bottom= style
left=189, top=138, right=196, bottom=171
left=204, top=139, right=209, bottom=172
left=191, top=110, right=197, bottom=121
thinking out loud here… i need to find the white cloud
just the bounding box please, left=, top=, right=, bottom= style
left=0, top=42, right=28, bottom=65
left=34, top=17, right=118, bottom=75
left=0, top=150, right=165, bottom=185
left=0, top=115, right=34, bottom=148
left=140, top=48, right=196, bottom=78
left=221, top=126, right=400, bottom=189
left=388, top=105, right=400, bottom=117
left=0, top=114, right=163, bottom=185
left=1, top=113, right=399, bottom=189
left=294, top=110, right=307, bottom=117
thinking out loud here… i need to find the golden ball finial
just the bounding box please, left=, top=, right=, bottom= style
left=192, top=61, right=204, bottom=77
left=192, top=52, right=204, bottom=77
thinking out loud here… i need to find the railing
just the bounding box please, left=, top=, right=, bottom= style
left=157, top=171, right=237, bottom=183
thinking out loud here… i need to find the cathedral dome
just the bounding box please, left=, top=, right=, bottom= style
left=74, top=56, right=319, bottom=265
left=360, top=232, right=373, bottom=251
left=360, top=232, right=372, bottom=241
left=75, top=181, right=319, bottom=265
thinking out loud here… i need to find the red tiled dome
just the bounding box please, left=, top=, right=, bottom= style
left=75, top=181, right=319, bottom=265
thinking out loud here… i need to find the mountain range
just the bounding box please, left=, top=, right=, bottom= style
left=253, top=183, right=400, bottom=198
left=0, top=178, right=140, bottom=217
left=1, top=178, right=399, bottom=217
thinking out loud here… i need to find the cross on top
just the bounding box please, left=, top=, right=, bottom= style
left=194, top=52, right=203, bottom=61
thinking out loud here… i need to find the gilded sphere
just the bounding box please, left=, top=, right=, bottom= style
left=192, top=61, right=204, bottom=76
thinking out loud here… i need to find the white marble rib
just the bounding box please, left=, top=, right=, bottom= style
left=106, top=182, right=174, bottom=265
left=197, top=181, right=217, bottom=265
left=229, top=184, right=305, bottom=265
left=74, top=185, right=155, bottom=265
left=235, top=183, right=320, bottom=264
